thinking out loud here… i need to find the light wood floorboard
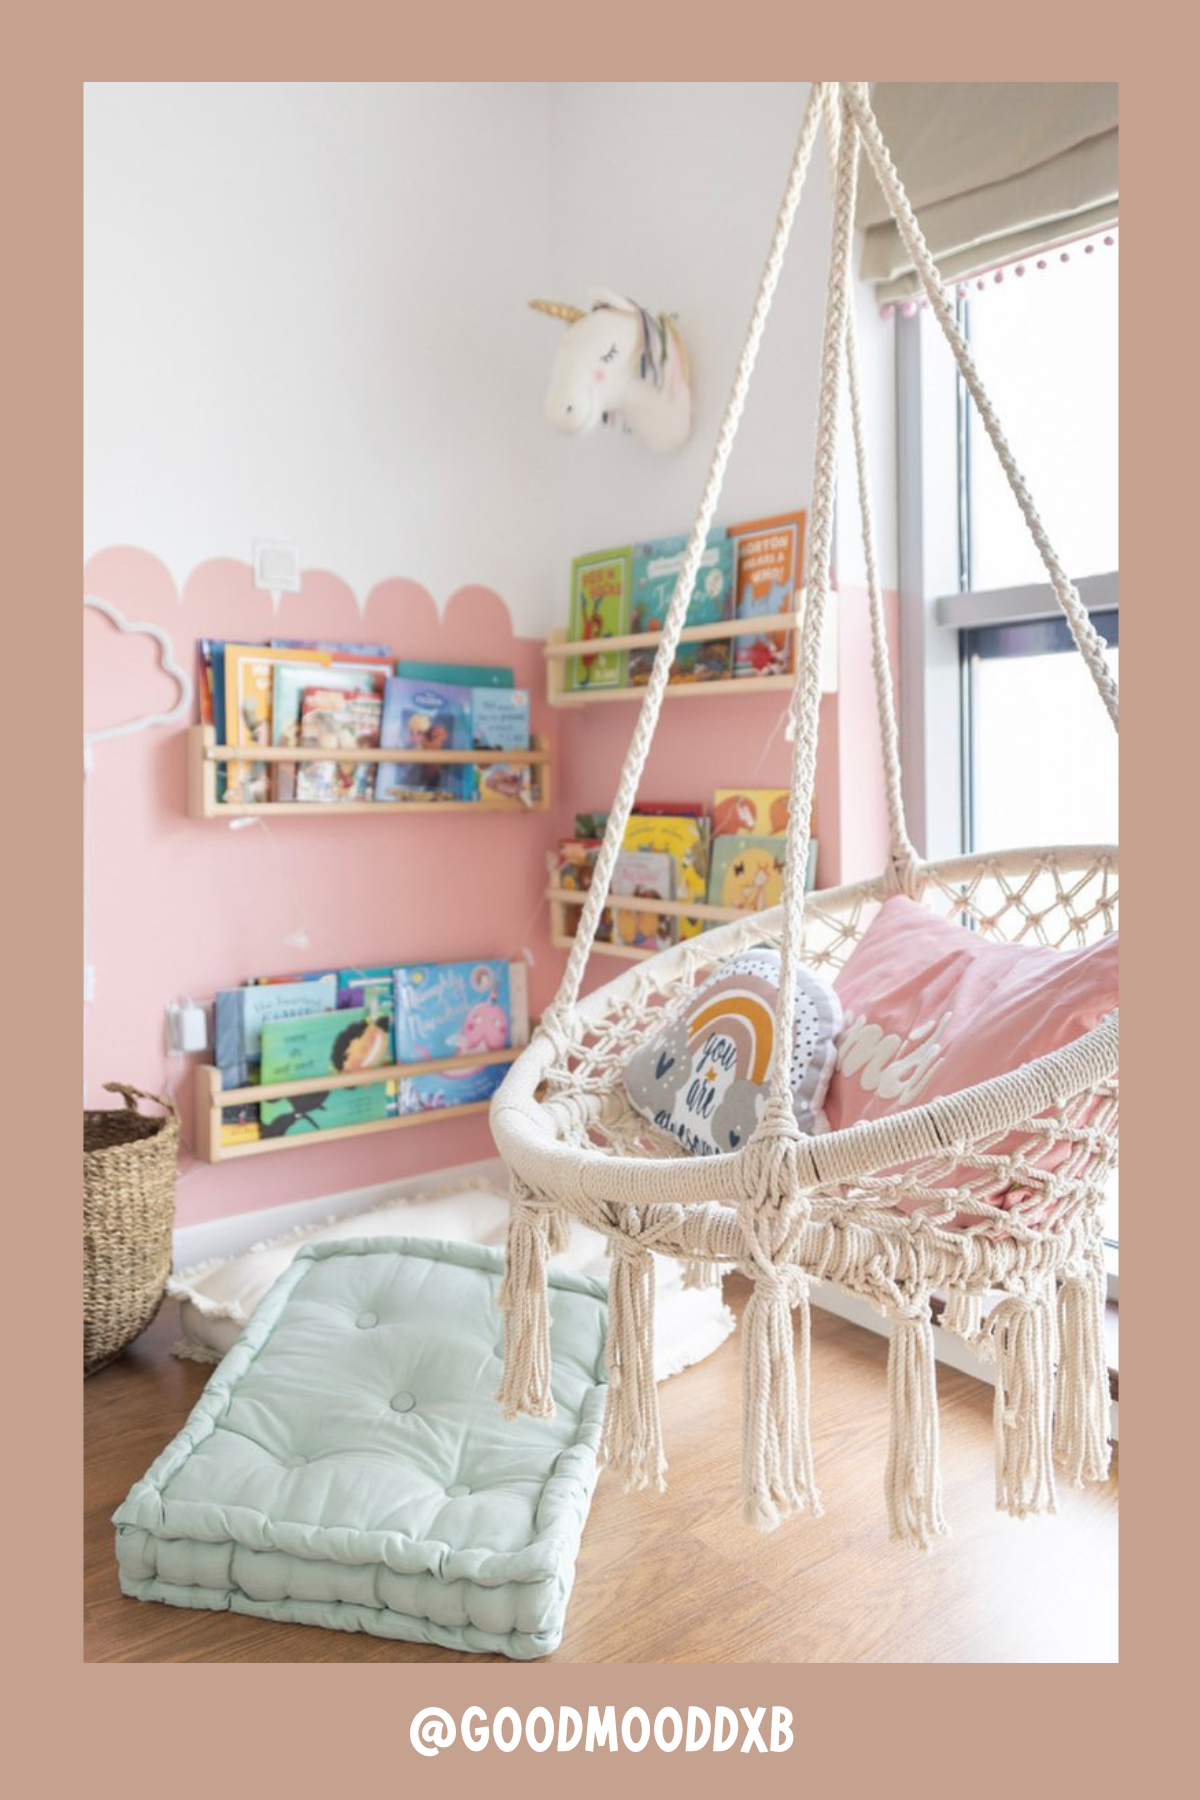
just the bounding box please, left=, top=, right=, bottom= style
left=84, top=1281, right=1118, bottom=1663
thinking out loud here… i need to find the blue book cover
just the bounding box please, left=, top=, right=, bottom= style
left=393, top=959, right=512, bottom=1062
left=470, top=688, right=532, bottom=805
left=629, top=531, right=735, bottom=684
left=398, top=1063, right=509, bottom=1116
left=213, top=975, right=338, bottom=1088
left=396, top=661, right=514, bottom=689
left=374, top=678, right=474, bottom=803
left=259, top=1007, right=393, bottom=1138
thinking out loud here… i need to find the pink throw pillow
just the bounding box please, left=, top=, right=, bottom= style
left=825, top=896, right=1118, bottom=1224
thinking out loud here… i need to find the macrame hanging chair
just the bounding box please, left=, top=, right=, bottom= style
left=491, top=82, right=1118, bottom=1547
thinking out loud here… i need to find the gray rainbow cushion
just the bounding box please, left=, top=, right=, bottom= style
left=624, top=948, right=843, bottom=1154
left=113, top=1237, right=607, bottom=1660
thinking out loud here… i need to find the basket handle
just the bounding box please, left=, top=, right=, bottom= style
left=102, top=1082, right=178, bottom=1122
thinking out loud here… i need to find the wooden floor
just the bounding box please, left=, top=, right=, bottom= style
left=85, top=1282, right=1118, bottom=1663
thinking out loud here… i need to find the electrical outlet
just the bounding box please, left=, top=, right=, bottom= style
left=253, top=540, right=301, bottom=594
left=166, top=999, right=209, bottom=1056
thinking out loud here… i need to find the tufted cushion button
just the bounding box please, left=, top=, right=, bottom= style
left=446, top=1484, right=471, bottom=1499
left=389, top=1392, right=416, bottom=1414
left=355, top=1312, right=379, bottom=1330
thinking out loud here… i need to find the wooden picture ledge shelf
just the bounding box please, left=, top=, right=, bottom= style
left=187, top=725, right=552, bottom=817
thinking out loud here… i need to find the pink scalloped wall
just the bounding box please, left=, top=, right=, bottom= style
left=83, top=548, right=892, bottom=1227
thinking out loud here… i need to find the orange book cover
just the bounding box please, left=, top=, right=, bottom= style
left=728, top=509, right=807, bottom=678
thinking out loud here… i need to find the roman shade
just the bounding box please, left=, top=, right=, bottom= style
left=859, top=83, right=1118, bottom=301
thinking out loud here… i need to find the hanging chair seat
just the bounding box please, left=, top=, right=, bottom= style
left=492, top=84, right=1118, bottom=1549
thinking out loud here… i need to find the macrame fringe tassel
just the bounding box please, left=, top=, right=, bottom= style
left=990, top=1289, right=1058, bottom=1519
left=495, top=1198, right=562, bottom=1422
left=599, top=1243, right=666, bottom=1492
left=885, top=1307, right=948, bottom=1550
left=741, top=1269, right=822, bottom=1531
left=681, top=1257, right=722, bottom=1291
left=1054, top=1260, right=1112, bottom=1486
left=941, top=1287, right=983, bottom=1341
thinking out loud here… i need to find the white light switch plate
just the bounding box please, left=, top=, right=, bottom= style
left=253, top=541, right=301, bottom=593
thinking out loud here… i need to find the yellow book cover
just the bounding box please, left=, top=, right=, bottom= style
left=713, top=787, right=818, bottom=839
left=621, top=814, right=710, bottom=938
left=222, top=646, right=330, bottom=804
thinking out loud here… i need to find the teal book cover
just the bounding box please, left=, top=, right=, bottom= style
left=259, top=1007, right=393, bottom=1138
left=396, top=661, right=514, bottom=689
left=470, top=688, right=532, bottom=804
left=629, top=531, right=734, bottom=684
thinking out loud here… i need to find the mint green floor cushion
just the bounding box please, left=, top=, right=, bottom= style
left=113, top=1238, right=607, bottom=1660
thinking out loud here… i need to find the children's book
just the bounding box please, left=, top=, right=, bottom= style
left=728, top=510, right=807, bottom=678
left=555, top=839, right=608, bottom=941
left=222, top=646, right=330, bottom=805
left=573, top=804, right=705, bottom=842
left=629, top=531, right=735, bottom=685
left=337, top=965, right=397, bottom=1082
left=713, top=787, right=793, bottom=838
left=271, top=639, right=393, bottom=657
left=393, top=959, right=526, bottom=1062
left=197, top=640, right=217, bottom=727
left=250, top=968, right=338, bottom=987
left=567, top=547, right=632, bottom=691
left=397, top=661, right=514, bottom=689
left=296, top=685, right=385, bottom=803
left=271, top=660, right=386, bottom=801
left=374, top=678, right=474, bottom=803
left=621, top=814, right=711, bottom=939
left=610, top=848, right=677, bottom=952
left=398, top=1063, right=510, bottom=1116
left=707, top=834, right=787, bottom=912
left=259, top=1007, right=394, bottom=1138
left=213, top=975, right=337, bottom=1145
left=471, top=688, right=532, bottom=805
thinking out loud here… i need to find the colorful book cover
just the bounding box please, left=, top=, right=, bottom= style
left=628, top=532, right=735, bottom=685
left=337, top=965, right=397, bottom=1072
left=610, top=848, right=677, bottom=952
left=213, top=974, right=337, bottom=1144
left=729, top=510, right=807, bottom=677
left=295, top=685, right=384, bottom=803
left=397, top=661, right=514, bottom=689
left=393, top=959, right=518, bottom=1062
left=713, top=787, right=793, bottom=838
left=471, top=688, right=532, bottom=805
left=621, top=814, right=711, bottom=939
left=271, top=639, right=393, bottom=658
left=374, top=678, right=474, bottom=803
left=222, top=645, right=329, bottom=805
left=197, top=640, right=217, bottom=727
left=398, top=1063, right=510, bottom=1116
left=573, top=803, right=704, bottom=841
left=555, top=838, right=609, bottom=941
left=707, top=834, right=787, bottom=912
left=250, top=968, right=338, bottom=987
left=271, top=660, right=386, bottom=801
left=259, top=1007, right=393, bottom=1138
left=567, top=547, right=632, bottom=691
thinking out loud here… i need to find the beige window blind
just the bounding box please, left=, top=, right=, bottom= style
left=859, top=83, right=1117, bottom=301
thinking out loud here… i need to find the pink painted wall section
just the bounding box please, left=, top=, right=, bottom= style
left=82, top=555, right=899, bottom=1227
left=83, top=548, right=564, bottom=1227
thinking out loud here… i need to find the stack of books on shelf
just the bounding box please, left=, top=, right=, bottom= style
left=566, top=509, right=806, bottom=693
left=212, top=956, right=527, bottom=1148
left=555, top=787, right=817, bottom=947
left=198, top=641, right=533, bottom=806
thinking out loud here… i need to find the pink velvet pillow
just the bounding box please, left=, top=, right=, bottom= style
left=825, top=896, right=1118, bottom=1222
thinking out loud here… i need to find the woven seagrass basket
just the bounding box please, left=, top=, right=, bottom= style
left=84, top=1084, right=179, bottom=1376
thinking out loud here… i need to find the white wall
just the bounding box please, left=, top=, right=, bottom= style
left=84, top=82, right=557, bottom=621
left=84, top=82, right=897, bottom=633
left=542, top=82, right=831, bottom=588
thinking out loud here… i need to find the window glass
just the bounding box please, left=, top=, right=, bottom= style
left=964, top=241, right=1118, bottom=591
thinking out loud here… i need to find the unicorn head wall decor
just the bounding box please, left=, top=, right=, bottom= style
left=529, top=289, right=692, bottom=453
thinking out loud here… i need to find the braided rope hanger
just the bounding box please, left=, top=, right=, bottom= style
left=544, top=81, right=1118, bottom=1129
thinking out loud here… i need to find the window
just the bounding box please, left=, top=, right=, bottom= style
left=896, top=238, right=1119, bottom=1253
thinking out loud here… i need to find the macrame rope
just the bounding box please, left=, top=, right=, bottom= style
left=551, top=81, right=826, bottom=1018
left=767, top=85, right=860, bottom=1117
left=845, top=81, right=1119, bottom=736
left=821, top=86, right=920, bottom=894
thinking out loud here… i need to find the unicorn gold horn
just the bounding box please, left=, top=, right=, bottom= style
left=528, top=299, right=587, bottom=324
